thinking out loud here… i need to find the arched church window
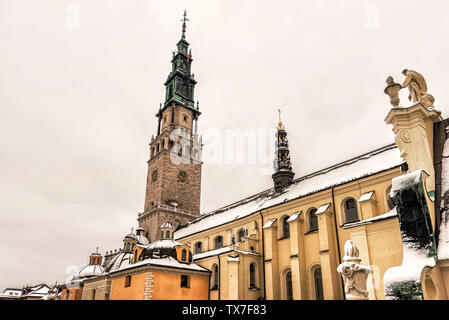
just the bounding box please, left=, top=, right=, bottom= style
left=344, top=198, right=359, bottom=223
left=309, top=208, right=318, bottom=232
left=282, top=216, right=290, bottom=238
left=314, top=267, right=324, bottom=300
left=250, top=263, right=257, bottom=289
left=286, top=270, right=293, bottom=300
left=211, top=264, right=219, bottom=289
left=166, top=230, right=170, bottom=239
left=214, top=236, right=223, bottom=249
left=386, top=185, right=395, bottom=210
left=194, top=242, right=202, bottom=254
left=181, top=249, right=187, bottom=262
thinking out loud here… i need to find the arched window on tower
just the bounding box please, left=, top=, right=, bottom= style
left=309, top=208, right=318, bottom=232
left=214, top=236, right=223, bottom=249
left=344, top=198, right=359, bottom=223
left=166, top=230, right=171, bottom=239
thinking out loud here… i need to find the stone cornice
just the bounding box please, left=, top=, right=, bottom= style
left=384, top=103, right=443, bottom=125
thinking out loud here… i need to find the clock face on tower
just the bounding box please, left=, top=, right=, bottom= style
left=178, top=170, right=187, bottom=183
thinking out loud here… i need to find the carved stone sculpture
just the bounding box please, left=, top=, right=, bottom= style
left=384, top=76, right=401, bottom=107
left=401, top=69, right=435, bottom=108
left=337, top=240, right=371, bottom=300
left=401, top=69, right=427, bottom=103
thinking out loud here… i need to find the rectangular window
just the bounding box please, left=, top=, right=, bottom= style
left=180, top=275, right=190, bottom=288
left=125, top=275, right=132, bottom=288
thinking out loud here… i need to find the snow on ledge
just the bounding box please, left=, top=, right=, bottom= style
left=359, top=191, right=375, bottom=202
left=343, top=207, right=397, bottom=229
left=390, top=170, right=428, bottom=199
left=263, top=218, right=277, bottom=229
left=287, top=211, right=302, bottom=222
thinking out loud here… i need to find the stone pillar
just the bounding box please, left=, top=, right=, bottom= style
left=228, top=256, right=240, bottom=300
left=226, top=229, right=232, bottom=246
left=316, top=203, right=342, bottom=300
left=337, top=241, right=371, bottom=300
left=204, top=236, right=209, bottom=251
left=287, top=212, right=308, bottom=299
left=263, top=218, right=280, bottom=300
left=385, top=103, right=442, bottom=194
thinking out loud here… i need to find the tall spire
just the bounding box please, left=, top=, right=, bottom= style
left=272, top=110, right=295, bottom=192
left=181, top=10, right=189, bottom=39
left=158, top=10, right=199, bottom=117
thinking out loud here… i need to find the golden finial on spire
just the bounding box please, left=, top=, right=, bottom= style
left=277, top=109, right=284, bottom=129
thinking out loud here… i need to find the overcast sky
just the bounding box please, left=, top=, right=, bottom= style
left=1, top=0, right=449, bottom=290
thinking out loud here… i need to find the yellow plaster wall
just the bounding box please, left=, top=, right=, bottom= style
left=110, top=272, right=147, bottom=300
left=151, top=271, right=209, bottom=300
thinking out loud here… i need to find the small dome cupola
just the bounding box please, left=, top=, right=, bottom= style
left=89, top=247, right=103, bottom=265
left=272, top=110, right=295, bottom=193
left=160, top=222, right=175, bottom=240
left=123, top=228, right=138, bottom=253
left=136, top=226, right=150, bottom=245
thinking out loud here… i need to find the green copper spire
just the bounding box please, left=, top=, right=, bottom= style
left=157, top=11, right=200, bottom=118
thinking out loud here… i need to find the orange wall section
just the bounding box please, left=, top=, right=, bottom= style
left=110, top=273, right=147, bottom=300
left=151, top=271, right=209, bottom=300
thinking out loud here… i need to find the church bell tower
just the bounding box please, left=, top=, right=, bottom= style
left=138, top=11, right=202, bottom=242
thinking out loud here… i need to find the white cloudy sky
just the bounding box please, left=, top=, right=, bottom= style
left=1, top=0, right=449, bottom=290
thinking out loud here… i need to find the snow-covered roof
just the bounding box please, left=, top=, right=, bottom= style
left=160, top=222, right=175, bottom=229
left=77, top=264, right=104, bottom=279
left=109, top=256, right=209, bottom=274
left=175, top=144, right=403, bottom=239
left=22, top=284, right=50, bottom=298
left=124, top=232, right=137, bottom=241
left=193, top=246, right=233, bottom=261
left=145, top=239, right=184, bottom=250
left=103, top=252, right=133, bottom=274
left=137, top=234, right=150, bottom=245
left=0, top=288, right=22, bottom=299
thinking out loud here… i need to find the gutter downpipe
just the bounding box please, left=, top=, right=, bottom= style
left=258, top=210, right=266, bottom=300
left=331, top=186, right=346, bottom=300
